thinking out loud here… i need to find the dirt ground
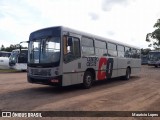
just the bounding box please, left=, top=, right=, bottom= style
left=0, top=65, right=159, bottom=120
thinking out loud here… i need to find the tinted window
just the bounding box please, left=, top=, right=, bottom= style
left=108, top=50, right=117, bottom=57
left=63, top=36, right=81, bottom=62
left=137, top=50, right=141, bottom=58
left=125, top=47, right=131, bottom=58
left=117, top=45, right=124, bottom=52
left=107, top=43, right=117, bottom=57
left=82, top=37, right=94, bottom=55
left=108, top=43, right=117, bottom=50
left=95, top=40, right=107, bottom=56
left=81, top=37, right=94, bottom=47
left=95, top=40, right=106, bottom=49
left=132, top=49, right=141, bottom=58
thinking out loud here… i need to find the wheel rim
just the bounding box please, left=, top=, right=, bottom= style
left=85, top=75, right=92, bottom=85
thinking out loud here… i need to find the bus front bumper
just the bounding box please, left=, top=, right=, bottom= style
left=27, top=75, right=62, bottom=86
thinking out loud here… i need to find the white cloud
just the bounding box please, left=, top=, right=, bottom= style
left=0, top=0, right=160, bottom=49
left=101, top=0, right=131, bottom=11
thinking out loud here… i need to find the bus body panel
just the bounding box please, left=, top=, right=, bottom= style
left=9, top=49, right=28, bottom=71
left=131, top=59, right=141, bottom=74
left=27, top=26, right=141, bottom=87
left=63, top=59, right=83, bottom=86
left=148, top=51, right=160, bottom=67
left=0, top=57, right=10, bottom=69
left=0, top=51, right=11, bottom=69
left=117, top=58, right=129, bottom=76
left=10, top=63, right=27, bottom=71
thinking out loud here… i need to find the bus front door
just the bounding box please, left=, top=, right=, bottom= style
left=62, top=34, right=82, bottom=86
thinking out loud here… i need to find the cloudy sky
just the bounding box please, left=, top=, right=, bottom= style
left=0, top=0, right=160, bottom=49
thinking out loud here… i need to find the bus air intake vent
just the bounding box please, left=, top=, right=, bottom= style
left=31, top=69, right=51, bottom=76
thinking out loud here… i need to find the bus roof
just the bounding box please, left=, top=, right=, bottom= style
left=149, top=50, right=160, bottom=53
left=0, top=51, right=11, bottom=53
left=12, top=49, right=28, bottom=52
left=30, top=26, right=140, bottom=50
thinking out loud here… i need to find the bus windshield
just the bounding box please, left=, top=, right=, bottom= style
left=28, top=37, right=60, bottom=64
left=148, top=52, right=160, bottom=61
left=0, top=52, right=11, bottom=57
left=9, top=51, right=19, bottom=63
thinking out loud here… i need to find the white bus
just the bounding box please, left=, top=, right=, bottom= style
left=0, top=51, right=11, bottom=69
left=9, top=49, right=28, bottom=71
left=148, top=50, right=160, bottom=67
left=27, top=26, right=141, bottom=88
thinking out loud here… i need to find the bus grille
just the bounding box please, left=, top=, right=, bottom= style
left=31, top=69, right=51, bottom=76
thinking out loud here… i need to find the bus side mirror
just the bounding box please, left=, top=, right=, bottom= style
left=68, top=37, right=73, bottom=46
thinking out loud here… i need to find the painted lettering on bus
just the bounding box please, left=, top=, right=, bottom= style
left=106, top=58, right=114, bottom=78
left=97, top=58, right=114, bottom=80
left=97, top=58, right=107, bottom=80
left=86, top=57, right=99, bottom=66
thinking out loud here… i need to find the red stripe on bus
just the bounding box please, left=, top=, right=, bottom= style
left=97, top=58, right=107, bottom=80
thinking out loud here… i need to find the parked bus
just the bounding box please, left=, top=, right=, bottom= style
left=148, top=50, right=160, bottom=67
left=9, top=49, right=28, bottom=71
left=141, top=55, right=148, bottom=65
left=0, top=51, right=11, bottom=69
left=27, top=26, right=141, bottom=88
left=0, top=51, right=11, bottom=57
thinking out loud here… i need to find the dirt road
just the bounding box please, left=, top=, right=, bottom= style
left=0, top=65, right=160, bottom=119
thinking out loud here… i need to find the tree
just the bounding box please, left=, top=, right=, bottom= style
left=141, top=48, right=151, bottom=55
left=0, top=45, right=5, bottom=51
left=146, top=19, right=160, bottom=49
left=0, top=44, right=28, bottom=52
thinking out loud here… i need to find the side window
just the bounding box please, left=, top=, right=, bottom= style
left=117, top=45, right=125, bottom=57
left=18, top=52, right=28, bottom=63
left=125, top=47, right=131, bottom=58
left=108, top=43, right=117, bottom=57
left=132, top=49, right=141, bottom=58
left=82, top=36, right=94, bottom=55
left=95, top=40, right=107, bottom=56
left=131, top=49, right=137, bottom=58
left=63, top=35, right=81, bottom=62
left=137, top=49, right=141, bottom=58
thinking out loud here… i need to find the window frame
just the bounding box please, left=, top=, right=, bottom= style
left=63, top=36, right=81, bottom=63
left=81, top=36, right=95, bottom=56
left=107, top=42, right=117, bottom=57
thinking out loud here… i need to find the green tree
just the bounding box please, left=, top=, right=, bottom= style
left=141, top=48, right=151, bottom=55
left=0, top=44, right=27, bottom=52
left=146, top=19, right=160, bottom=49
left=0, top=45, right=5, bottom=51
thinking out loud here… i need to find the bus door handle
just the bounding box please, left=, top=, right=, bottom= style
left=78, top=62, right=81, bottom=69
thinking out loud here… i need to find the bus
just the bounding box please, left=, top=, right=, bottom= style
left=141, top=55, right=148, bottom=65
left=148, top=50, right=160, bottom=67
left=27, top=26, right=141, bottom=88
left=0, top=51, right=11, bottom=69
left=0, top=51, right=11, bottom=57
left=9, top=49, right=28, bottom=71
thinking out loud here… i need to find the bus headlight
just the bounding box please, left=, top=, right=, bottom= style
left=55, top=71, right=59, bottom=75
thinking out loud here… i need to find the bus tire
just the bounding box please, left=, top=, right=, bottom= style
left=155, top=65, right=158, bottom=68
left=124, top=68, right=131, bottom=80
left=82, top=71, right=93, bottom=89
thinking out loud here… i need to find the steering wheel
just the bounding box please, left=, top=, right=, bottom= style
left=64, top=53, right=74, bottom=62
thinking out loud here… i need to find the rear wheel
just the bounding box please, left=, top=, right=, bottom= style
left=124, top=68, right=131, bottom=80
left=82, top=71, right=93, bottom=89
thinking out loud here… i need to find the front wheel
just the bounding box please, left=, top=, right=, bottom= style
left=155, top=65, right=158, bottom=68
left=124, top=68, right=131, bottom=80
left=82, top=71, right=93, bottom=89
